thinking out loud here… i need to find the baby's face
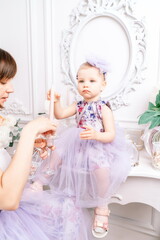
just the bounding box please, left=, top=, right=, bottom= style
left=77, top=67, right=106, bottom=102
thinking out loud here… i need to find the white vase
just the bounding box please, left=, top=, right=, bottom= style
left=141, top=126, right=160, bottom=170
left=152, top=142, right=160, bottom=169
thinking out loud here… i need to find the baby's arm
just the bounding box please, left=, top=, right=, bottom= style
left=54, top=98, right=76, bottom=119
left=80, top=105, right=115, bottom=143
left=47, top=91, right=76, bottom=119
left=100, top=105, right=116, bottom=142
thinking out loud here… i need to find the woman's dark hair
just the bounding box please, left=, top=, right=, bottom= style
left=0, top=48, right=17, bottom=81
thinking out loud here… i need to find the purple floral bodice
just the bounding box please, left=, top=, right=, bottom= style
left=76, top=99, right=110, bottom=132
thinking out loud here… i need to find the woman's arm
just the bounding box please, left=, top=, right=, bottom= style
left=80, top=105, right=115, bottom=143
left=0, top=117, right=56, bottom=210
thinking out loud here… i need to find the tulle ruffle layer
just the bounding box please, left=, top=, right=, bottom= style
left=50, top=126, right=131, bottom=208
left=0, top=189, right=94, bottom=240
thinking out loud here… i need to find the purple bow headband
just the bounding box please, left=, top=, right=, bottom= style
left=86, top=55, right=111, bottom=74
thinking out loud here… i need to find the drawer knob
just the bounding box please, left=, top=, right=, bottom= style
left=111, top=194, right=123, bottom=201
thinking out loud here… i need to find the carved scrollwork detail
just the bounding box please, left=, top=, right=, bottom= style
left=61, top=0, right=146, bottom=110
left=1, top=99, right=28, bottom=115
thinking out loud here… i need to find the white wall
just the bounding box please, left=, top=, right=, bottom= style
left=114, top=0, right=160, bottom=128
left=0, top=1, right=160, bottom=239
left=1, top=0, right=160, bottom=130
left=0, top=0, right=160, bottom=129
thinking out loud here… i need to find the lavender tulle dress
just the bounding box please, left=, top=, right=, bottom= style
left=50, top=100, right=131, bottom=208
left=0, top=99, right=131, bottom=240
left=0, top=150, right=93, bottom=240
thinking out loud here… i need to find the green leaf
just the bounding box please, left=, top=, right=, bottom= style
left=9, top=142, right=13, bottom=147
left=149, top=116, right=160, bottom=129
left=13, top=136, right=17, bottom=141
left=148, top=102, right=156, bottom=110
left=15, top=133, right=20, bottom=140
left=15, top=119, right=20, bottom=127
left=138, top=111, right=159, bottom=124
left=155, top=91, right=160, bottom=106
left=152, top=107, right=160, bottom=111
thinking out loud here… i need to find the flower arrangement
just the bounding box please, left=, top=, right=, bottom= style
left=0, top=115, right=22, bottom=149
left=138, top=90, right=160, bottom=129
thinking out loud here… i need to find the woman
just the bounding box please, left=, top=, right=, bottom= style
left=0, top=48, right=56, bottom=210
left=0, top=48, right=93, bottom=240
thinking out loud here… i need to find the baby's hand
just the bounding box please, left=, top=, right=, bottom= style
left=80, top=125, right=97, bottom=140
left=47, top=90, right=61, bottom=102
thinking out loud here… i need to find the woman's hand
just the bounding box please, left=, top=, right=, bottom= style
left=25, top=117, right=57, bottom=137
left=80, top=125, right=98, bottom=140
left=31, top=117, right=57, bottom=159
left=47, top=90, right=61, bottom=103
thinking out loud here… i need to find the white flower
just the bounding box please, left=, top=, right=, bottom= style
left=2, top=115, right=17, bottom=128
left=0, top=115, right=22, bottom=149
left=12, top=126, right=19, bottom=135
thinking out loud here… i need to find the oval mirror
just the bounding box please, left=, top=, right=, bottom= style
left=61, top=1, right=146, bottom=110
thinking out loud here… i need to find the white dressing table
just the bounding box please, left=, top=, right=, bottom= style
left=109, top=150, right=160, bottom=212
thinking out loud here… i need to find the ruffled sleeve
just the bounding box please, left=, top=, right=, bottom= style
left=101, top=100, right=111, bottom=109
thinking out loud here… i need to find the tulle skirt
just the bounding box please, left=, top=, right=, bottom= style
left=0, top=187, right=94, bottom=240
left=49, top=126, right=131, bottom=208
left=0, top=125, right=131, bottom=239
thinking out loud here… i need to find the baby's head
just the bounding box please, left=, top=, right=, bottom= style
left=76, top=58, right=109, bottom=101
left=77, top=55, right=110, bottom=82
left=77, top=62, right=106, bottom=81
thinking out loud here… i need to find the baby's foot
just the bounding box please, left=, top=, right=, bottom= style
left=92, top=207, right=110, bottom=238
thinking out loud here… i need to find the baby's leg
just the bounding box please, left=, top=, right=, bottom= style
left=92, top=168, right=110, bottom=237
left=94, top=167, right=110, bottom=199
left=49, top=150, right=62, bottom=170
left=40, top=150, right=62, bottom=175
left=31, top=151, right=62, bottom=186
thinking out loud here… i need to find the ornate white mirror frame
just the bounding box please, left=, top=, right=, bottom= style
left=61, top=0, right=146, bottom=110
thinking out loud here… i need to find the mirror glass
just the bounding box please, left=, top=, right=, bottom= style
left=69, top=15, right=132, bottom=100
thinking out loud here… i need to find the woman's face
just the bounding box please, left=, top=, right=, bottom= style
left=0, top=79, right=14, bottom=107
